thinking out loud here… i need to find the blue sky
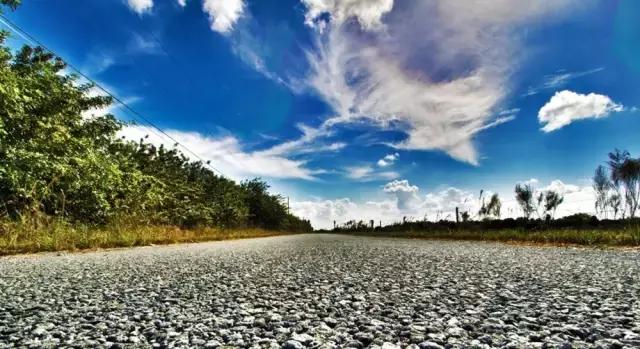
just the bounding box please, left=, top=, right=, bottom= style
left=3, top=0, right=639, bottom=228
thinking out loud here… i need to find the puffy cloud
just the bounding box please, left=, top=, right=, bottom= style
left=126, top=0, right=153, bottom=14
left=203, top=0, right=245, bottom=34
left=422, top=187, right=476, bottom=216
left=383, top=179, right=420, bottom=210
left=301, top=0, right=394, bottom=30
left=291, top=198, right=357, bottom=228
left=304, top=0, right=582, bottom=164
left=177, top=0, right=186, bottom=7
left=538, top=90, right=624, bottom=132
left=377, top=152, right=399, bottom=167
left=118, top=125, right=321, bottom=180
left=296, top=178, right=597, bottom=229
left=538, top=179, right=596, bottom=216
left=291, top=197, right=401, bottom=229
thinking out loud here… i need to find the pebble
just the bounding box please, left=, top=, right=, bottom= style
left=0, top=234, right=638, bottom=348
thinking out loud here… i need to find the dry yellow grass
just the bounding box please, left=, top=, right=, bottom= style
left=0, top=218, right=294, bottom=255
left=332, top=227, right=640, bottom=248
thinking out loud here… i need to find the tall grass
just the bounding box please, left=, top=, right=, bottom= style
left=333, top=226, right=640, bottom=247
left=0, top=213, right=293, bottom=255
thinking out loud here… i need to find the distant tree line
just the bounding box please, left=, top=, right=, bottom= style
left=330, top=150, right=640, bottom=233
left=0, top=3, right=311, bottom=232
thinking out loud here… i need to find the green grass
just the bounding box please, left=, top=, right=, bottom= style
left=0, top=216, right=296, bottom=255
left=332, top=227, right=640, bottom=247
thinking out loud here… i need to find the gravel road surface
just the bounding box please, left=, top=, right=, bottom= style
left=1, top=234, right=639, bottom=348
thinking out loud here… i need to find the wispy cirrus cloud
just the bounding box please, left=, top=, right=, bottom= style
left=83, top=33, right=163, bottom=75
left=119, top=125, right=324, bottom=180
left=300, top=0, right=584, bottom=165
left=344, top=165, right=399, bottom=182
left=525, top=67, right=604, bottom=96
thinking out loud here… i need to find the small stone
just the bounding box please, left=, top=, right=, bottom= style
left=282, top=340, right=304, bottom=349
left=419, top=341, right=445, bottom=349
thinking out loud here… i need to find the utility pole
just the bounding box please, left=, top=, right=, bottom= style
left=455, top=207, right=460, bottom=223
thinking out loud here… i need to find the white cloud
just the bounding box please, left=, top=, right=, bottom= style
left=118, top=125, right=321, bottom=180
left=127, top=0, right=153, bottom=14
left=128, top=33, right=162, bottom=55
left=538, top=90, right=624, bottom=132
left=345, top=165, right=398, bottom=182
left=301, top=0, right=394, bottom=30
left=303, top=0, right=582, bottom=164
left=257, top=123, right=345, bottom=157
left=422, top=187, right=476, bottom=217
left=520, top=178, right=539, bottom=186
left=177, top=0, right=187, bottom=7
left=295, top=178, right=597, bottom=229
left=383, top=179, right=420, bottom=210
left=203, top=0, right=245, bottom=34
left=291, top=197, right=401, bottom=229
left=377, top=152, right=399, bottom=167
left=527, top=179, right=596, bottom=218
left=525, top=68, right=604, bottom=96
left=291, top=198, right=358, bottom=229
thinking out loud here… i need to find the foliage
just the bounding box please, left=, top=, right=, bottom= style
left=0, top=0, right=20, bottom=12
left=325, top=226, right=640, bottom=247
left=0, top=28, right=312, bottom=234
left=543, top=190, right=563, bottom=219
left=479, top=191, right=501, bottom=219
left=515, top=184, right=535, bottom=219
left=593, top=165, right=610, bottom=218
left=607, top=149, right=640, bottom=218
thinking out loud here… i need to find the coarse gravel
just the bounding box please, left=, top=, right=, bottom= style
left=0, top=234, right=639, bottom=348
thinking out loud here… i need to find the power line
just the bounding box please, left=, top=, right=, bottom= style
left=0, top=13, right=228, bottom=178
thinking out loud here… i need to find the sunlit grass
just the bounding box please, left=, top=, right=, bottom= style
left=335, top=226, right=640, bottom=247
left=0, top=215, right=294, bottom=255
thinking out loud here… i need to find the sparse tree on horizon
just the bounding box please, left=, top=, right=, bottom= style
left=608, top=149, right=640, bottom=218
left=479, top=191, right=501, bottom=219
left=543, top=190, right=564, bottom=220
left=593, top=165, right=611, bottom=218
left=515, top=184, right=535, bottom=219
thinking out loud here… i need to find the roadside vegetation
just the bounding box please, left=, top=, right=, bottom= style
left=328, top=150, right=640, bottom=247
left=0, top=1, right=311, bottom=255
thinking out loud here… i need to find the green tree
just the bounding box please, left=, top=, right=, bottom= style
left=543, top=190, right=564, bottom=220
left=515, top=184, right=535, bottom=219
left=593, top=165, right=611, bottom=218
left=0, top=42, right=158, bottom=223
left=479, top=191, right=501, bottom=219
left=0, top=0, right=20, bottom=12
left=0, top=25, right=310, bottom=232
left=608, top=149, right=640, bottom=218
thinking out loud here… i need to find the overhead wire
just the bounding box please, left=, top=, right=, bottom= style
left=0, top=13, right=228, bottom=178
